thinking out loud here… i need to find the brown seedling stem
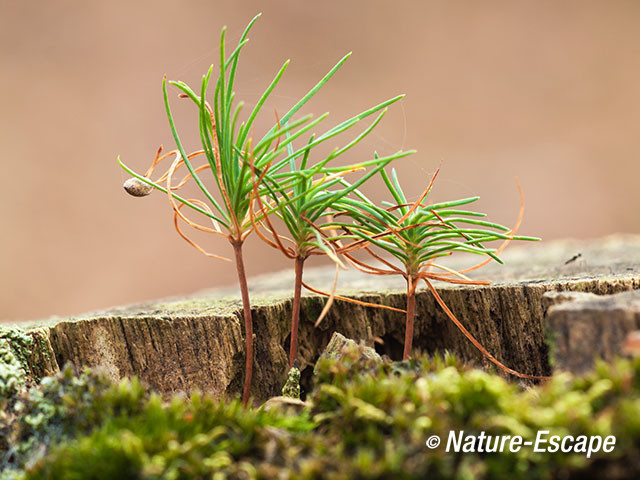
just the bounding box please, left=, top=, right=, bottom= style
left=231, top=240, right=254, bottom=406
left=289, top=255, right=305, bottom=368
left=403, top=276, right=417, bottom=360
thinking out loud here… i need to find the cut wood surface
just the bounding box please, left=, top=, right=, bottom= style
left=9, top=234, right=640, bottom=402
left=544, top=289, right=640, bottom=373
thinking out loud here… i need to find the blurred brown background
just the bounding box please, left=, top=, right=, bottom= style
left=1, top=0, right=639, bottom=322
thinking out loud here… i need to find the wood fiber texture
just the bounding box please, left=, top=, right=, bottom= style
left=11, top=235, right=640, bottom=401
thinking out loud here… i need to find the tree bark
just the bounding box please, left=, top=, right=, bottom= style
left=544, top=289, right=640, bottom=373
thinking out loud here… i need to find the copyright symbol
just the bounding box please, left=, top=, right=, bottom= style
left=426, top=435, right=440, bottom=449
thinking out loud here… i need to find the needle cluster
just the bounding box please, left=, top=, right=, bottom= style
left=120, top=14, right=542, bottom=407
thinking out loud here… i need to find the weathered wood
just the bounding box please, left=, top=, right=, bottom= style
left=544, top=289, right=640, bottom=373
left=9, top=234, right=640, bottom=402
left=315, top=332, right=382, bottom=370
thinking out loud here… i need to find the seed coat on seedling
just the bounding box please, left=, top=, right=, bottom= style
left=123, top=177, right=153, bottom=197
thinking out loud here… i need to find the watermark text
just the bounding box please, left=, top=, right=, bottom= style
left=424, top=431, right=616, bottom=458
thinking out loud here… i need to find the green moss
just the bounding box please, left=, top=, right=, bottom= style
left=152, top=296, right=242, bottom=316
left=545, top=328, right=558, bottom=369
left=0, top=327, right=35, bottom=403
left=3, top=353, right=640, bottom=479
left=1, top=365, right=146, bottom=475
left=0, top=328, right=33, bottom=370
left=282, top=365, right=301, bottom=399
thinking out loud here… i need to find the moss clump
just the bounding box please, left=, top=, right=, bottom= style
left=282, top=365, right=301, bottom=400
left=2, top=353, right=640, bottom=479
left=309, top=351, right=640, bottom=478
left=1, top=364, right=143, bottom=473
left=1, top=326, right=37, bottom=409
left=0, top=327, right=33, bottom=370
left=0, top=327, right=57, bottom=410
left=0, top=341, right=26, bottom=404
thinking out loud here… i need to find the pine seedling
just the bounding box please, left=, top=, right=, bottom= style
left=118, top=14, right=408, bottom=405
left=248, top=121, right=413, bottom=368
left=329, top=166, right=546, bottom=379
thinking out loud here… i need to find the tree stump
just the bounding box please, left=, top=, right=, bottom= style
left=5, top=234, right=640, bottom=402
left=544, top=289, right=640, bottom=373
